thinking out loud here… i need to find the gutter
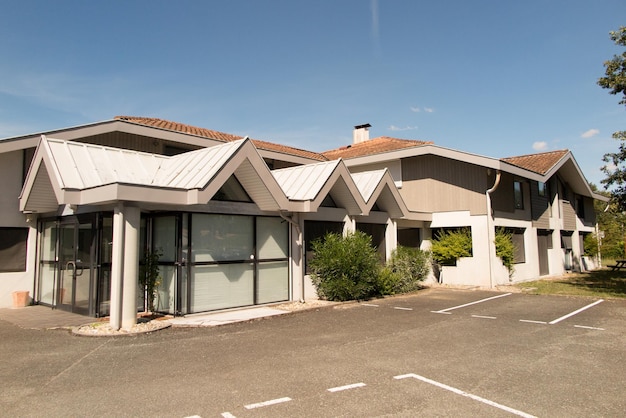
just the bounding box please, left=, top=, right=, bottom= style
left=486, top=170, right=501, bottom=288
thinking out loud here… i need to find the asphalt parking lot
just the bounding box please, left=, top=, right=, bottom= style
left=1, top=288, right=625, bottom=417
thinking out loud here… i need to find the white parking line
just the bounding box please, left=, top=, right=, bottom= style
left=362, top=303, right=379, bottom=307
left=519, top=319, right=547, bottom=325
left=221, top=413, right=236, bottom=418
left=472, top=315, right=496, bottom=319
left=431, top=293, right=512, bottom=314
left=244, top=397, right=292, bottom=409
left=327, top=382, right=366, bottom=392
left=574, top=325, right=605, bottom=331
left=548, top=299, right=604, bottom=325
left=394, top=373, right=536, bottom=418
left=394, top=307, right=413, bottom=311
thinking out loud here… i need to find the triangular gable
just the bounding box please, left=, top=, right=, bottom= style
left=272, top=160, right=366, bottom=214
left=20, top=136, right=289, bottom=213
left=351, top=169, right=408, bottom=218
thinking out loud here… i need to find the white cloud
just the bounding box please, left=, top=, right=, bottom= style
left=581, top=129, right=600, bottom=138
left=533, top=141, right=548, bottom=151
left=389, top=125, right=418, bottom=131
left=410, top=106, right=434, bottom=113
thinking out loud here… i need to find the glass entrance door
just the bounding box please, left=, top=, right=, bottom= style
left=57, top=217, right=96, bottom=315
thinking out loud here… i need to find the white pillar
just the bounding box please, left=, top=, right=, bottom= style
left=343, top=215, right=355, bottom=235
left=385, top=218, right=397, bottom=262
left=122, top=206, right=141, bottom=330
left=109, top=205, right=125, bottom=330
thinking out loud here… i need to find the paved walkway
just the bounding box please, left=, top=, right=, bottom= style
left=0, top=303, right=321, bottom=330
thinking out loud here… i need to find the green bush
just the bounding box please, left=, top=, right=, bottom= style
left=495, top=228, right=515, bottom=277
left=583, top=234, right=599, bottom=257
left=431, top=228, right=472, bottom=265
left=384, top=246, right=430, bottom=294
left=309, top=231, right=381, bottom=301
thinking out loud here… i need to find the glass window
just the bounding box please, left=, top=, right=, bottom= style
left=191, top=214, right=253, bottom=262
left=190, top=264, right=254, bottom=312
left=257, top=217, right=288, bottom=260
left=538, top=182, right=546, bottom=197
left=0, top=227, right=29, bottom=272
left=514, top=181, right=524, bottom=209
left=257, top=261, right=289, bottom=304
left=153, top=216, right=178, bottom=263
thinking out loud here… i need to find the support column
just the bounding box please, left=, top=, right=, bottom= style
left=109, top=205, right=125, bottom=330
left=343, top=215, right=356, bottom=235
left=122, top=206, right=141, bottom=330
left=385, top=218, right=397, bottom=262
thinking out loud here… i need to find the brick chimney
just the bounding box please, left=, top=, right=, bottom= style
left=353, top=123, right=371, bottom=144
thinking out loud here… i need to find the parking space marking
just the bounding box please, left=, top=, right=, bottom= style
left=394, top=373, right=536, bottom=418
left=574, top=325, right=605, bottom=331
left=244, top=397, right=292, bottom=410
left=548, top=299, right=604, bottom=325
left=394, top=306, right=413, bottom=311
left=221, top=413, right=235, bottom=418
left=327, top=382, right=366, bottom=392
left=362, top=303, right=379, bottom=307
left=519, top=319, right=547, bottom=325
left=472, top=315, right=497, bottom=320
left=431, top=293, right=512, bottom=314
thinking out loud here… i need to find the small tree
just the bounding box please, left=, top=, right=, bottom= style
left=431, top=228, right=472, bottom=266
left=309, top=231, right=381, bottom=301
left=139, top=248, right=162, bottom=313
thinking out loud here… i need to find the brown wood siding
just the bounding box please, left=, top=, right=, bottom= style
left=400, top=155, right=490, bottom=215
left=530, top=180, right=550, bottom=228
left=582, top=196, right=596, bottom=226
left=490, top=172, right=515, bottom=212
left=562, top=200, right=577, bottom=231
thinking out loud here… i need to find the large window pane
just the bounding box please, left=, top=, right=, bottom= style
left=257, top=217, right=288, bottom=260
left=257, top=261, right=289, bottom=304
left=191, top=214, right=253, bottom=262
left=190, top=264, right=254, bottom=312
left=153, top=216, right=177, bottom=263
left=38, top=264, right=56, bottom=305
left=0, top=227, right=29, bottom=272
left=156, top=265, right=177, bottom=314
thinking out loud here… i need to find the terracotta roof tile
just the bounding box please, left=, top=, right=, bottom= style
left=115, top=116, right=326, bottom=161
left=501, top=150, right=569, bottom=175
left=322, top=136, right=433, bottom=160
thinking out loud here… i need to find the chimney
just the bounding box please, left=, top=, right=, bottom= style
left=353, top=123, right=371, bottom=144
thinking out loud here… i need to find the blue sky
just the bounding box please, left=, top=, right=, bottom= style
left=1, top=1, right=624, bottom=187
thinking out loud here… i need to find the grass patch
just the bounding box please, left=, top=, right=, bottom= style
left=517, top=268, right=626, bottom=299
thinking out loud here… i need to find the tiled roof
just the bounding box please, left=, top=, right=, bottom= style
left=322, top=136, right=433, bottom=160
left=501, top=150, right=569, bottom=175
left=114, top=116, right=327, bottom=161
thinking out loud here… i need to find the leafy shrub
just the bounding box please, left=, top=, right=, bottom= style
left=384, top=246, right=430, bottom=294
left=583, top=234, right=599, bottom=257
left=431, top=228, right=472, bottom=265
left=495, top=228, right=515, bottom=276
left=309, top=231, right=381, bottom=301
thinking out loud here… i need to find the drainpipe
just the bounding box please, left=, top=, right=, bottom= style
left=486, top=170, right=501, bottom=288
left=280, top=212, right=304, bottom=302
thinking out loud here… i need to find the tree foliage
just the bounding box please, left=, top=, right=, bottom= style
left=430, top=228, right=472, bottom=265
left=599, top=27, right=626, bottom=209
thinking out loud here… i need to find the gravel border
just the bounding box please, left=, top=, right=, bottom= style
left=72, top=319, right=171, bottom=337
